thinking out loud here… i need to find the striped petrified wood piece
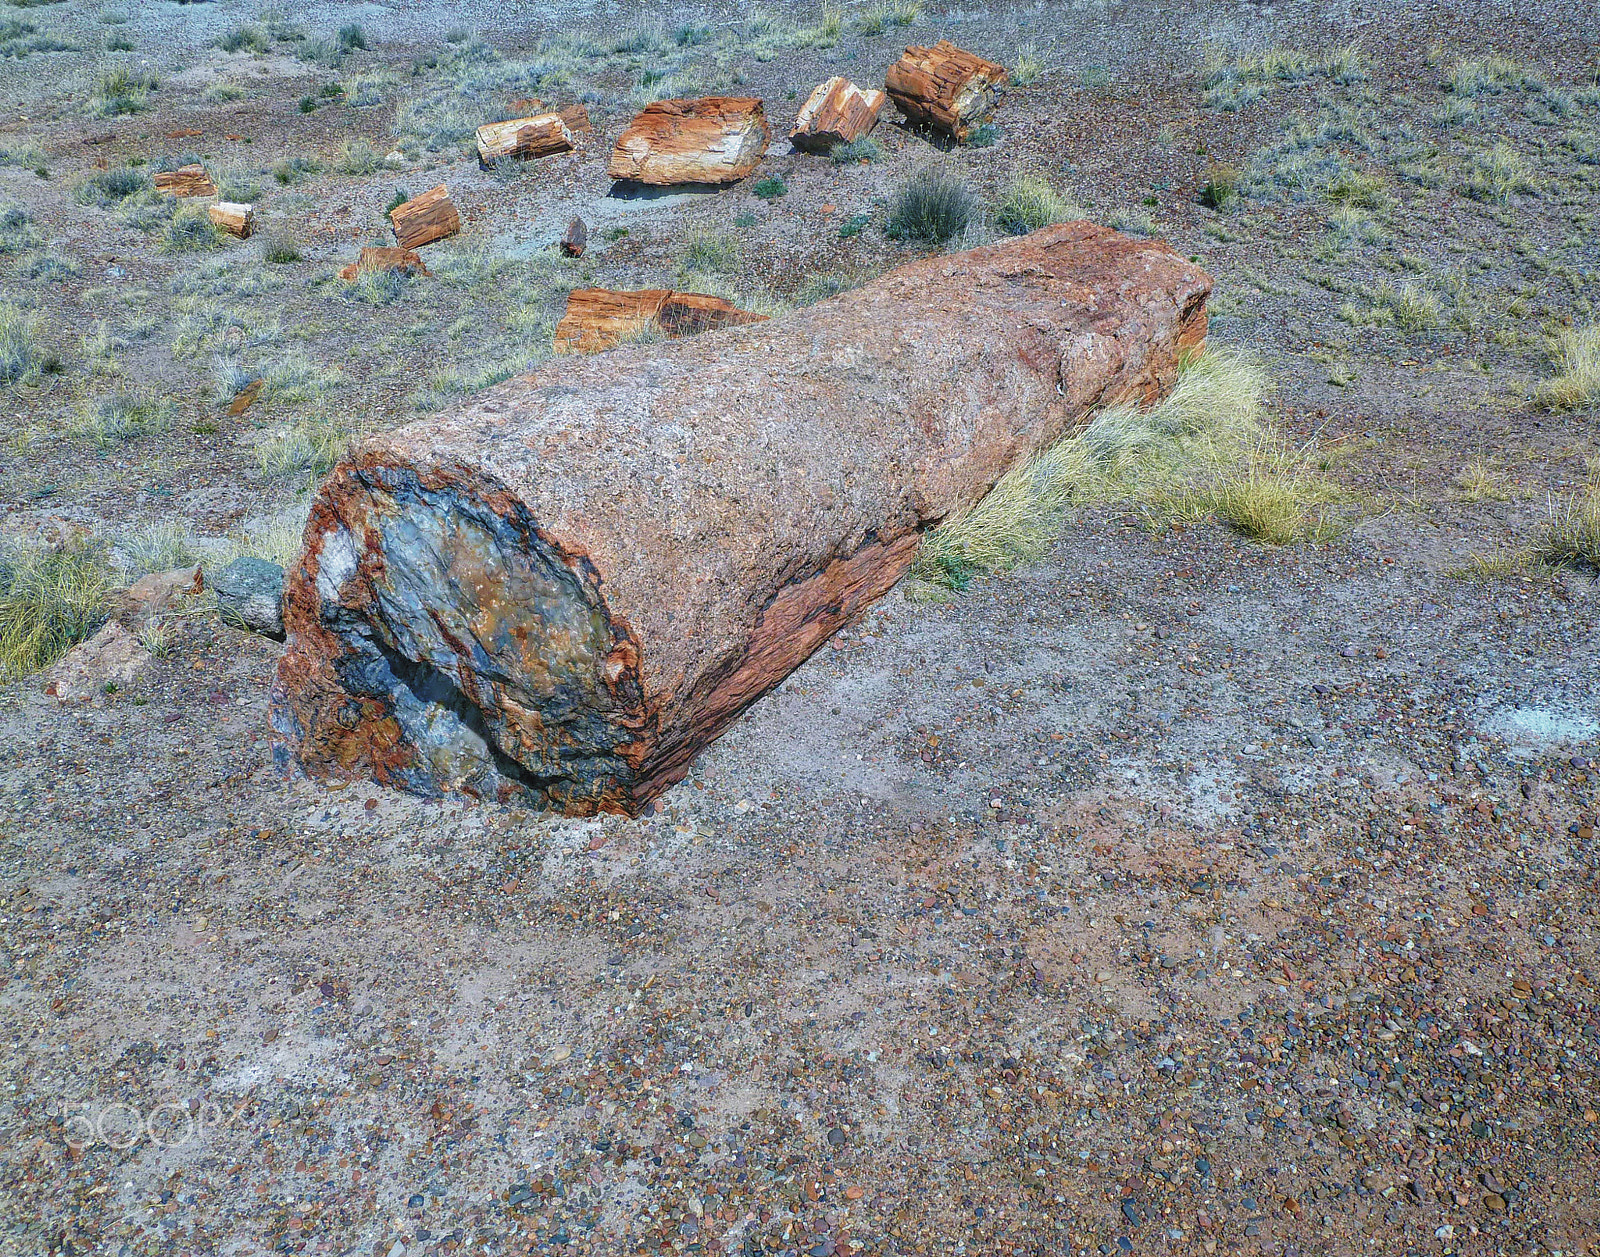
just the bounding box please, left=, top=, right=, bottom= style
left=388, top=184, right=460, bottom=250
left=608, top=97, right=770, bottom=185
left=884, top=40, right=1009, bottom=141
left=552, top=288, right=768, bottom=354
left=791, top=77, right=887, bottom=152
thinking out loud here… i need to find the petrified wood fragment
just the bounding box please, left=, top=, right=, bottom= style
left=884, top=40, right=1008, bottom=141
left=271, top=223, right=1210, bottom=816
left=475, top=113, right=575, bottom=166
left=551, top=287, right=768, bottom=354
left=607, top=97, right=769, bottom=185
left=389, top=184, right=459, bottom=250
left=208, top=201, right=254, bottom=238
left=154, top=164, right=218, bottom=197
left=791, top=77, right=886, bottom=152
left=337, top=246, right=431, bottom=282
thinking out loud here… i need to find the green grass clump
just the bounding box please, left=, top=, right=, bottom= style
left=1199, top=163, right=1240, bottom=209
left=0, top=201, right=42, bottom=254
left=337, top=22, right=366, bottom=51
left=829, top=137, right=881, bottom=165
left=680, top=230, right=740, bottom=274
left=88, top=66, right=156, bottom=116
left=0, top=543, right=109, bottom=681
left=216, top=24, right=268, bottom=53
left=1011, top=43, right=1044, bottom=85
left=163, top=204, right=221, bottom=252
left=751, top=175, right=787, bottom=200
left=994, top=175, right=1082, bottom=234
left=1533, top=324, right=1600, bottom=411
left=334, top=139, right=379, bottom=174
left=258, top=417, right=349, bottom=475
left=1338, top=281, right=1442, bottom=331
left=1172, top=454, right=1341, bottom=545
left=72, top=165, right=149, bottom=206
left=0, top=300, right=44, bottom=384
left=1442, top=55, right=1531, bottom=97
left=70, top=390, right=177, bottom=446
left=1460, top=143, right=1536, bottom=202
left=261, top=231, right=301, bottom=264
left=1534, top=484, right=1600, bottom=571
left=887, top=169, right=973, bottom=243
left=204, top=81, right=244, bottom=104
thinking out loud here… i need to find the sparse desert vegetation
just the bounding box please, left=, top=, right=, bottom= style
left=1, top=6, right=1599, bottom=1255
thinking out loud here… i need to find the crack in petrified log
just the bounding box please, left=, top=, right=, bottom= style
left=271, top=223, right=1211, bottom=816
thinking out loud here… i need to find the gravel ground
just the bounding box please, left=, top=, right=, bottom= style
left=2, top=1, right=1600, bottom=1255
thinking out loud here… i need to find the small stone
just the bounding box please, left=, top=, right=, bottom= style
left=561, top=216, right=587, bottom=257
left=826, top=1127, right=846, bottom=1148
left=213, top=556, right=285, bottom=639
left=42, top=621, right=151, bottom=702
left=1484, top=1193, right=1506, bottom=1212
left=1340, top=646, right=1358, bottom=658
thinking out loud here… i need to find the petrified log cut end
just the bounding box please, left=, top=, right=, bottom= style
left=607, top=97, right=770, bottom=185
left=271, top=461, right=648, bottom=814
left=791, top=77, right=886, bottom=151
left=884, top=40, right=1009, bottom=141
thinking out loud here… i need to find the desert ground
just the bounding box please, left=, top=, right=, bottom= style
left=1, top=0, right=1599, bottom=1255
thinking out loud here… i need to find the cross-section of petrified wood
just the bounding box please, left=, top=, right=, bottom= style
left=884, top=40, right=1008, bottom=141
left=607, top=97, right=769, bottom=185
left=388, top=184, right=459, bottom=250
left=154, top=164, right=217, bottom=197
left=207, top=201, right=253, bottom=238
left=552, top=288, right=768, bottom=354
left=791, top=77, right=886, bottom=152
left=475, top=114, right=575, bottom=166
left=271, top=223, right=1210, bottom=816
left=337, top=247, right=431, bottom=282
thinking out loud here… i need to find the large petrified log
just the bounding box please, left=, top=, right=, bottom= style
left=154, top=164, right=218, bottom=197
left=552, top=287, right=769, bottom=354
left=271, top=223, right=1210, bottom=815
left=389, top=184, right=460, bottom=250
left=884, top=40, right=1008, bottom=141
left=791, top=77, right=886, bottom=152
left=475, top=113, right=575, bottom=166
left=608, top=97, right=769, bottom=185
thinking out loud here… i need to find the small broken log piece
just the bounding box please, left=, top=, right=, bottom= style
left=389, top=184, right=460, bottom=250
left=561, top=216, right=587, bottom=257
left=208, top=201, right=254, bottom=238
left=551, top=288, right=768, bottom=354
left=884, top=40, right=1008, bottom=141
left=791, top=76, right=887, bottom=152
left=338, top=247, right=431, bottom=282
left=607, top=97, right=769, bottom=185
left=558, top=104, right=593, bottom=135
left=475, top=113, right=575, bottom=166
left=272, top=223, right=1210, bottom=816
left=154, top=164, right=218, bottom=198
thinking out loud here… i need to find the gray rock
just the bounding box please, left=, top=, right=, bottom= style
left=213, top=557, right=285, bottom=639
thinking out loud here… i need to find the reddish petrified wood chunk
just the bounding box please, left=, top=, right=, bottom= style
left=337, top=247, right=431, bottom=282
left=608, top=97, right=769, bottom=185
left=271, top=224, right=1210, bottom=816
left=388, top=184, right=459, bottom=250
left=552, top=287, right=768, bottom=354
left=884, top=40, right=1008, bottom=141
left=154, top=164, right=218, bottom=197
left=791, top=76, right=886, bottom=152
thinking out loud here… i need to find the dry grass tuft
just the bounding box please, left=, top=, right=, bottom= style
left=910, top=347, right=1336, bottom=590
left=1454, top=459, right=1510, bottom=501
left=993, top=176, right=1082, bottom=234
left=1535, top=484, right=1600, bottom=571
left=1533, top=324, right=1600, bottom=411
left=0, top=542, right=109, bottom=680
